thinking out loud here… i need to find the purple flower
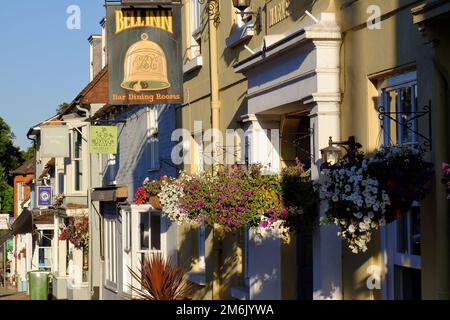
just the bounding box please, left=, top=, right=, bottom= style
left=196, top=200, right=204, bottom=207
left=226, top=217, right=231, bottom=225
left=260, top=221, right=269, bottom=228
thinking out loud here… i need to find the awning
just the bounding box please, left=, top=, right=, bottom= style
left=11, top=209, right=33, bottom=235
left=91, top=186, right=128, bottom=202
left=32, top=210, right=55, bottom=225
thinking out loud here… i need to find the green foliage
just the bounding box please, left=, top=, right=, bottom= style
left=0, top=117, right=24, bottom=214
left=22, top=145, right=35, bottom=161
left=56, top=102, right=70, bottom=114
left=0, top=183, right=14, bottom=213
left=281, top=159, right=318, bottom=233
left=0, top=117, right=23, bottom=182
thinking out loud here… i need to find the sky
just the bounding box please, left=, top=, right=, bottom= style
left=0, top=0, right=105, bottom=150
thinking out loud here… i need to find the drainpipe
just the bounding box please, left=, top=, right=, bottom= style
left=209, top=14, right=222, bottom=175
left=75, top=105, right=94, bottom=299
left=207, top=9, right=222, bottom=300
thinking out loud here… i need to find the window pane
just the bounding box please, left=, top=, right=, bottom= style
left=395, top=266, right=421, bottom=300
left=151, top=214, right=161, bottom=251
left=397, top=86, right=416, bottom=144
left=397, top=213, right=408, bottom=254
left=74, top=160, right=82, bottom=191
left=140, top=213, right=149, bottom=250
left=58, top=172, right=64, bottom=194
left=74, top=129, right=82, bottom=158
left=40, top=230, right=54, bottom=247
left=411, top=206, right=421, bottom=256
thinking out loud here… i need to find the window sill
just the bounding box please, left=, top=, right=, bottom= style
left=231, top=286, right=250, bottom=300
left=103, top=283, right=119, bottom=294
left=183, top=55, right=203, bottom=74
left=226, top=21, right=255, bottom=48
left=187, top=270, right=206, bottom=286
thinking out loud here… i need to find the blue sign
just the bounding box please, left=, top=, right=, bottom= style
left=37, top=186, right=52, bottom=207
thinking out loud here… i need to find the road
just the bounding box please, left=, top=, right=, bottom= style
left=0, top=287, right=28, bottom=300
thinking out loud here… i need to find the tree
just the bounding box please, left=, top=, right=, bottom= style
left=0, top=117, right=23, bottom=183
left=0, top=182, right=14, bottom=214
left=0, top=117, right=24, bottom=214
left=22, top=145, right=35, bottom=161
left=56, top=102, right=70, bottom=114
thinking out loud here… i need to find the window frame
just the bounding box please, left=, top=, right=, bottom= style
left=189, top=0, right=202, bottom=59
left=17, top=182, right=24, bottom=210
left=379, top=71, right=418, bottom=146
left=72, top=127, right=84, bottom=193
left=378, top=71, right=422, bottom=300
left=104, top=218, right=118, bottom=291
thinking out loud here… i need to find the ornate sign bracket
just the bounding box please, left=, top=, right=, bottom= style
left=198, top=0, right=221, bottom=26
left=378, top=100, right=432, bottom=150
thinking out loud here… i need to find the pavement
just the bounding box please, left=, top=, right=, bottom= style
left=0, top=287, right=29, bottom=300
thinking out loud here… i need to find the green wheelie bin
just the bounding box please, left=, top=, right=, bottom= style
left=28, top=271, right=50, bottom=300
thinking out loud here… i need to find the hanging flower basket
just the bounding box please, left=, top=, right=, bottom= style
left=149, top=196, right=162, bottom=210
left=320, top=144, right=433, bottom=254
left=366, top=145, right=434, bottom=223
left=59, top=216, right=89, bottom=250
left=134, top=177, right=166, bottom=207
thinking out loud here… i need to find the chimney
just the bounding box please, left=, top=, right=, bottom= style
left=88, top=34, right=102, bottom=81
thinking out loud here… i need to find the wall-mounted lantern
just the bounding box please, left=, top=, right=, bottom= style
left=321, top=136, right=362, bottom=167
left=320, top=137, right=342, bottom=166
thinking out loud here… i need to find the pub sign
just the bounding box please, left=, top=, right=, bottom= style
left=106, top=4, right=183, bottom=105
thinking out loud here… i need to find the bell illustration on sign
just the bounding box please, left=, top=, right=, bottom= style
left=121, top=33, right=171, bottom=92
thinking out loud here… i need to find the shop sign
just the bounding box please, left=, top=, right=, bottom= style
left=37, top=186, right=53, bottom=208
left=90, top=126, right=118, bottom=154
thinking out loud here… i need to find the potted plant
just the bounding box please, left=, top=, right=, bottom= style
left=129, top=253, right=193, bottom=300
left=53, top=193, right=65, bottom=209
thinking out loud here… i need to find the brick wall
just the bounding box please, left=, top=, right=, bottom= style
left=13, top=175, right=32, bottom=217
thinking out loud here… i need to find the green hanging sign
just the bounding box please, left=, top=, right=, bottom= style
left=90, top=126, right=118, bottom=154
